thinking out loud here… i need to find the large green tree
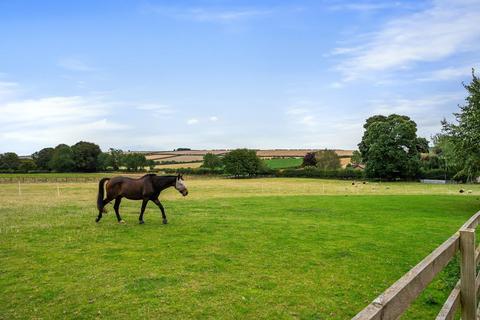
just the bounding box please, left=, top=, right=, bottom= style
left=32, top=147, right=54, bottom=170
left=202, top=153, right=223, bottom=169
left=315, top=150, right=341, bottom=170
left=49, top=144, right=75, bottom=172
left=359, top=114, right=424, bottom=180
left=441, top=70, right=480, bottom=181
left=106, top=148, right=124, bottom=171
left=121, top=153, right=148, bottom=172
left=0, top=152, right=20, bottom=171
left=71, top=141, right=102, bottom=172
left=18, top=159, right=37, bottom=172
left=223, top=149, right=263, bottom=177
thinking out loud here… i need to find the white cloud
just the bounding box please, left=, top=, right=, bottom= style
left=0, top=81, right=19, bottom=100
left=417, top=64, right=478, bottom=82
left=285, top=107, right=309, bottom=115
left=209, top=116, right=219, bottom=122
left=137, top=104, right=174, bottom=117
left=0, top=94, right=128, bottom=153
left=368, top=92, right=464, bottom=137
left=58, top=57, right=95, bottom=72
left=334, top=0, right=480, bottom=81
left=285, top=106, right=318, bottom=128
left=328, top=2, right=409, bottom=13
left=329, top=81, right=344, bottom=89
left=143, top=5, right=270, bottom=23
left=370, top=93, right=462, bottom=115
left=187, top=118, right=199, bottom=125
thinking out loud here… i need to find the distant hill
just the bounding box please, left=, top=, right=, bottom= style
left=143, top=149, right=354, bottom=169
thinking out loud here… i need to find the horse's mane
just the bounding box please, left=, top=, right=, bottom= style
left=140, top=173, right=157, bottom=179
left=141, top=173, right=177, bottom=180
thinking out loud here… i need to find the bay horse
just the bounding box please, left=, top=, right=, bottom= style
left=96, top=174, right=188, bottom=224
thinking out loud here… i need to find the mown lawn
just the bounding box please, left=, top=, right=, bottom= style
left=0, top=178, right=479, bottom=319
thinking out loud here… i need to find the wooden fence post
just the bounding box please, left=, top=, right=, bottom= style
left=460, top=228, right=476, bottom=320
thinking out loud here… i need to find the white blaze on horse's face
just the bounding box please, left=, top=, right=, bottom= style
left=175, top=177, right=188, bottom=196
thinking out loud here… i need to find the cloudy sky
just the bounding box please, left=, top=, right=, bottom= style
left=1, top=0, right=479, bottom=154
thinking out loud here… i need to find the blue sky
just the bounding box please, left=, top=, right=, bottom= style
left=1, top=0, right=479, bottom=154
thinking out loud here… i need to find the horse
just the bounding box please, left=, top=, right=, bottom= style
left=96, top=174, right=188, bottom=224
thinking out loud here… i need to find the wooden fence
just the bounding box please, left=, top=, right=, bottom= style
left=0, top=177, right=99, bottom=184
left=353, top=210, right=480, bottom=320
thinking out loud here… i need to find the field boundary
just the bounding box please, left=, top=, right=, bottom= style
left=353, top=210, right=480, bottom=320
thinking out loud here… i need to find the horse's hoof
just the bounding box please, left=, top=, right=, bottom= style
left=139, top=220, right=145, bottom=225
left=95, top=217, right=101, bottom=223
left=162, top=219, right=168, bottom=225
left=119, top=220, right=126, bottom=224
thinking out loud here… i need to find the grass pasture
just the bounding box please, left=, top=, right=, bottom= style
left=263, top=158, right=303, bottom=169
left=1, top=177, right=480, bottom=319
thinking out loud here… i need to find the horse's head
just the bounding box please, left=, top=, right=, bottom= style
left=175, top=174, right=188, bottom=196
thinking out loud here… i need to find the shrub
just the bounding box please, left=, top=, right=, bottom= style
left=277, top=167, right=364, bottom=180
left=315, top=150, right=341, bottom=170
left=202, top=153, right=223, bottom=169
left=223, top=149, right=263, bottom=177
left=302, top=152, right=317, bottom=167
left=162, top=167, right=224, bottom=175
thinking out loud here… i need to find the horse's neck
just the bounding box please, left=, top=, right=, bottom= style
left=154, top=177, right=176, bottom=191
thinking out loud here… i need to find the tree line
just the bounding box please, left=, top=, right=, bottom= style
left=1, top=71, right=478, bottom=180
left=0, top=142, right=155, bottom=173
left=288, top=70, right=479, bottom=182
left=347, top=69, right=479, bottom=182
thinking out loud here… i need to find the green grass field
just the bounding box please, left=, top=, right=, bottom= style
left=1, top=177, right=479, bottom=319
left=263, top=158, right=303, bottom=169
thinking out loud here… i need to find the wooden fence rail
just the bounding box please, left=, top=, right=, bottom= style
left=353, top=210, right=480, bottom=320
left=0, top=177, right=99, bottom=184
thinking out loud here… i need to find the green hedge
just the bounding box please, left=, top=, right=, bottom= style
left=276, top=167, right=364, bottom=179
left=161, top=167, right=224, bottom=175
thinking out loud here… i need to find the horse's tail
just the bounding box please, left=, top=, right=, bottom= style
left=97, top=178, right=110, bottom=211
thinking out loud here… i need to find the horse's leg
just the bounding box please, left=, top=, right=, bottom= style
left=139, top=199, right=148, bottom=224
left=153, top=198, right=168, bottom=224
left=96, top=196, right=114, bottom=223
left=114, top=197, right=124, bottom=223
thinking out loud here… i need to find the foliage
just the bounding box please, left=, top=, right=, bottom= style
left=359, top=114, right=423, bottom=180
left=71, top=141, right=102, bottom=172
left=106, top=148, right=124, bottom=171
left=201, top=153, right=223, bottom=169
left=96, top=152, right=110, bottom=171
left=302, top=152, right=317, bottom=167
left=416, top=137, right=430, bottom=153
left=121, top=153, right=149, bottom=172
left=18, top=159, right=37, bottom=173
left=163, top=167, right=224, bottom=175
left=315, top=150, right=341, bottom=170
left=441, top=69, right=480, bottom=182
left=350, top=150, right=362, bottom=165
left=0, top=152, right=21, bottom=171
left=147, top=159, right=156, bottom=171
left=49, top=144, right=75, bottom=172
left=223, top=148, right=263, bottom=177
left=32, top=147, right=54, bottom=170
left=278, top=167, right=364, bottom=180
